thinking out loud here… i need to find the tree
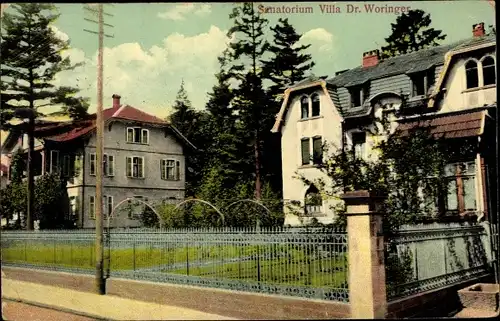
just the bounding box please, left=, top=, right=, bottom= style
left=167, top=81, right=207, bottom=196
left=227, top=2, right=272, bottom=200
left=1, top=4, right=89, bottom=123
left=1, top=4, right=89, bottom=229
left=34, top=172, right=72, bottom=229
left=380, top=9, right=446, bottom=58
left=262, top=18, right=315, bottom=103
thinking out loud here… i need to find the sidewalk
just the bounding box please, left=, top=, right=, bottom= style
left=1, top=278, right=237, bottom=320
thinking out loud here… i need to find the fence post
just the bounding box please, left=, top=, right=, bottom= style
left=341, top=190, right=387, bottom=319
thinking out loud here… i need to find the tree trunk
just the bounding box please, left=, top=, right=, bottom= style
left=26, top=113, right=35, bottom=230
left=254, top=131, right=262, bottom=200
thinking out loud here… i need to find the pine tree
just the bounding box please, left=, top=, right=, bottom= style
left=227, top=2, right=272, bottom=200
left=263, top=18, right=316, bottom=102
left=380, top=9, right=446, bottom=58
left=1, top=3, right=89, bottom=125
left=168, top=80, right=208, bottom=196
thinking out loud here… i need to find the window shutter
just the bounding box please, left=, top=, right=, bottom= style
left=89, top=196, right=95, bottom=219
left=176, top=161, right=181, bottom=180
left=161, top=160, right=166, bottom=180
left=312, top=137, right=322, bottom=164
left=126, top=157, right=132, bottom=177
left=108, top=155, right=114, bottom=176
left=127, top=128, right=134, bottom=142
left=301, top=139, right=310, bottom=165
left=139, top=157, right=144, bottom=178
left=141, top=129, right=149, bottom=144
left=90, top=153, right=96, bottom=176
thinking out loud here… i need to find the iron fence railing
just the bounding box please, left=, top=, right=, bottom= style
left=385, top=222, right=493, bottom=300
left=1, top=227, right=349, bottom=302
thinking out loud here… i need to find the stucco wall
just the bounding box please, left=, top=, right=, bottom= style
left=437, top=50, right=496, bottom=113
left=280, top=88, right=343, bottom=226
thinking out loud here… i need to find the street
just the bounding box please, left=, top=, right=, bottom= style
left=2, top=300, right=98, bottom=321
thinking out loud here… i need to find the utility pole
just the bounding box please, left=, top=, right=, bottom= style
left=83, top=3, right=114, bottom=295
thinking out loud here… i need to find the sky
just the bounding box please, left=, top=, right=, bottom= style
left=2, top=2, right=496, bottom=118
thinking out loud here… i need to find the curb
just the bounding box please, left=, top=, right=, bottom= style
left=1, top=296, right=113, bottom=321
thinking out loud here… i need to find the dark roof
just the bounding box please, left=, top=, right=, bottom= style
left=397, top=107, right=489, bottom=139
left=327, top=34, right=495, bottom=88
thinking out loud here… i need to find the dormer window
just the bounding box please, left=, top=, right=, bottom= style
left=410, top=68, right=435, bottom=97
left=465, top=60, right=479, bottom=89
left=481, top=56, right=496, bottom=86
left=126, top=127, right=149, bottom=144
left=311, top=94, right=320, bottom=117
left=349, top=85, right=368, bottom=108
left=300, top=96, right=309, bottom=119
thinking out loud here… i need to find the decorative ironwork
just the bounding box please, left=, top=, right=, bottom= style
left=1, top=227, right=349, bottom=303
left=386, top=222, right=492, bottom=301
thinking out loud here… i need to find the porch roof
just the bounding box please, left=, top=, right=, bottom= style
left=396, top=107, right=491, bottom=139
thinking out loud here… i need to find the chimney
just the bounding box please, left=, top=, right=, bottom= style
left=112, top=94, right=121, bottom=108
left=472, top=22, right=485, bottom=37
left=362, top=50, right=380, bottom=68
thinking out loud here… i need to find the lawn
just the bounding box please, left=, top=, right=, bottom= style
left=1, top=240, right=348, bottom=288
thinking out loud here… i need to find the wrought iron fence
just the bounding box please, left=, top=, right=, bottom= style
left=385, top=222, right=493, bottom=301
left=1, top=226, right=349, bottom=302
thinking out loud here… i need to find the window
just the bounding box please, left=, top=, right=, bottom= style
left=126, top=156, right=144, bottom=178
left=102, top=154, right=114, bottom=177
left=89, top=153, right=96, bottom=176
left=411, top=73, right=426, bottom=96
left=305, top=185, right=323, bottom=215
left=63, top=155, right=70, bottom=177
left=301, top=138, right=310, bottom=165
left=89, top=196, right=95, bottom=219
left=349, top=86, right=366, bottom=108
left=300, top=96, right=309, bottom=119
left=176, top=161, right=181, bottom=180
left=465, top=60, right=479, bottom=89
left=128, top=195, right=149, bottom=219
left=50, top=150, right=59, bottom=173
left=311, top=94, right=320, bottom=117
left=104, top=196, right=113, bottom=218
left=312, top=136, right=323, bottom=165
left=352, top=132, right=366, bottom=160
left=161, top=159, right=176, bottom=180
left=443, top=162, right=477, bottom=214
left=126, top=127, right=149, bottom=144
left=482, top=56, right=496, bottom=86
left=69, top=196, right=78, bottom=220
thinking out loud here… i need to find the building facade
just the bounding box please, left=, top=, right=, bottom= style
left=2, top=94, right=195, bottom=228
left=272, top=22, right=496, bottom=226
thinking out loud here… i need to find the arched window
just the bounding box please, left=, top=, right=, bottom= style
left=305, top=185, right=323, bottom=215
left=482, top=56, right=496, bottom=86
left=311, top=93, right=320, bottom=117
left=300, top=96, right=309, bottom=119
left=465, top=60, right=479, bottom=89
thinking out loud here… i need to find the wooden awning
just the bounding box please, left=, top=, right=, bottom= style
left=396, top=109, right=487, bottom=139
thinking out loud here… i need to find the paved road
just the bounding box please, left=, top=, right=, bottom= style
left=2, top=300, right=98, bottom=321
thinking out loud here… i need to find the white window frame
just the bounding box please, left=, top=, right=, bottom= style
left=126, top=156, right=145, bottom=178
left=89, top=195, right=95, bottom=219
left=161, top=159, right=176, bottom=180
left=50, top=150, right=60, bottom=173
left=480, top=55, right=496, bottom=86
left=89, top=153, right=96, bottom=176
left=126, top=127, right=149, bottom=144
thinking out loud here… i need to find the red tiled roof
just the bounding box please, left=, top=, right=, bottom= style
left=39, top=105, right=167, bottom=142
left=397, top=109, right=486, bottom=139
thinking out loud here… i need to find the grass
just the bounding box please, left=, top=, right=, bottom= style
left=1, top=241, right=348, bottom=288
